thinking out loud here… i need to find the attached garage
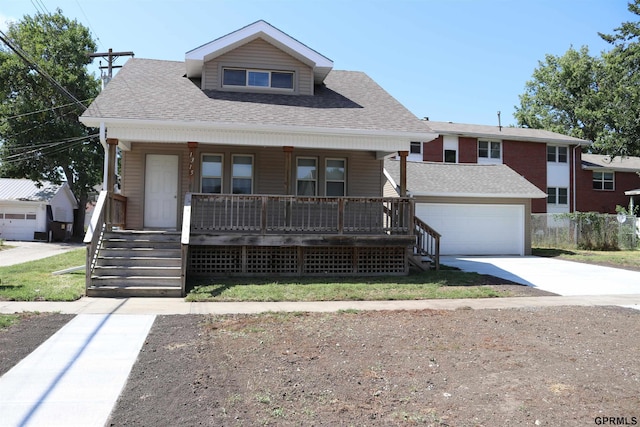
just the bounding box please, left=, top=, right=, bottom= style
left=416, top=202, right=525, bottom=255
left=384, top=160, right=546, bottom=256
left=0, top=179, right=78, bottom=242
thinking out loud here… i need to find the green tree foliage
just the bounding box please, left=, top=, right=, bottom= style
left=0, top=9, right=102, bottom=239
left=514, top=46, right=605, bottom=143
left=597, top=0, right=640, bottom=157
left=515, top=0, right=640, bottom=157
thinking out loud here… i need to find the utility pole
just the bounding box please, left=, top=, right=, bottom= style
left=88, top=48, right=134, bottom=88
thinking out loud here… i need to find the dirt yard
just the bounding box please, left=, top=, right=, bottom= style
left=104, top=306, right=639, bottom=426
left=1, top=284, right=639, bottom=426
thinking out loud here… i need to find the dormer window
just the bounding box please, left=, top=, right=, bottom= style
left=222, top=68, right=294, bottom=90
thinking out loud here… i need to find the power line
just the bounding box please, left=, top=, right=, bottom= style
left=0, top=99, right=93, bottom=121
left=0, top=29, right=87, bottom=112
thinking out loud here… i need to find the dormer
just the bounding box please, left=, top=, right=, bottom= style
left=185, top=20, right=333, bottom=96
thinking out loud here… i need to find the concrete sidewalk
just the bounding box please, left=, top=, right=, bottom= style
left=2, top=294, right=640, bottom=315
left=0, top=313, right=154, bottom=427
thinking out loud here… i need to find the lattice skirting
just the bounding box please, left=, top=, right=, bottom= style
left=188, top=246, right=408, bottom=276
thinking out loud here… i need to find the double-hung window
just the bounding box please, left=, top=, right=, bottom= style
left=232, top=155, right=253, bottom=194
left=201, top=155, right=223, bottom=193
left=547, top=146, right=568, bottom=163
left=325, top=159, right=346, bottom=196
left=593, top=171, right=614, bottom=190
left=478, top=140, right=501, bottom=161
left=223, top=68, right=294, bottom=90
left=297, top=158, right=317, bottom=196
left=547, top=187, right=568, bottom=205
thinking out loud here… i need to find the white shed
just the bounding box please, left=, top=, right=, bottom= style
left=0, top=179, right=78, bottom=241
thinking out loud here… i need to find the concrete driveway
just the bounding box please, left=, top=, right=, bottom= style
left=0, top=241, right=82, bottom=267
left=441, top=256, right=640, bottom=296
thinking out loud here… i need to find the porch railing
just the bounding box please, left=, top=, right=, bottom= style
left=83, top=191, right=128, bottom=284
left=413, top=215, right=441, bottom=270
left=189, top=194, right=414, bottom=235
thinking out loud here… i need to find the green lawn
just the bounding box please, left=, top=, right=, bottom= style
left=186, top=270, right=503, bottom=302
left=533, top=248, right=640, bottom=270
left=0, top=249, right=85, bottom=301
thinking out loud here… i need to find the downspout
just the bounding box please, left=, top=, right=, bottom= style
left=572, top=144, right=580, bottom=213
left=100, top=122, right=108, bottom=191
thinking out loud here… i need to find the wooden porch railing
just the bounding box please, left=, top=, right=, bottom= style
left=188, top=194, right=414, bottom=235
left=83, top=191, right=128, bottom=285
left=413, top=215, right=441, bottom=270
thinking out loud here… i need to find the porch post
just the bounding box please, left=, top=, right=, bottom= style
left=188, top=141, right=198, bottom=192
left=283, top=146, right=294, bottom=194
left=106, top=138, right=118, bottom=230
left=398, top=150, right=408, bottom=197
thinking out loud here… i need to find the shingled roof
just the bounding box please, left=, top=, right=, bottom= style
left=384, top=159, right=546, bottom=198
left=81, top=58, right=431, bottom=137
left=422, top=120, right=589, bottom=145
left=582, top=153, right=640, bottom=172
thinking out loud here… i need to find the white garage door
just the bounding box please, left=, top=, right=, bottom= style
left=0, top=207, right=38, bottom=241
left=416, top=203, right=524, bottom=256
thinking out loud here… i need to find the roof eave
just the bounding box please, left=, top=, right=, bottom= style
left=412, top=191, right=547, bottom=199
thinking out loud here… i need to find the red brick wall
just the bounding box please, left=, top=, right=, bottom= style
left=503, top=140, right=548, bottom=213
left=458, top=137, right=477, bottom=163
left=423, top=137, right=443, bottom=162
left=576, top=165, right=640, bottom=213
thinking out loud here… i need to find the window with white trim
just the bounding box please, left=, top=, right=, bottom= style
left=232, top=155, right=253, bottom=194
left=593, top=171, right=614, bottom=190
left=297, top=157, right=317, bottom=196
left=201, top=154, right=223, bottom=193
left=222, top=68, right=294, bottom=90
left=478, top=140, right=501, bottom=161
left=547, top=187, right=568, bottom=205
left=547, top=145, right=568, bottom=163
left=325, top=158, right=346, bottom=196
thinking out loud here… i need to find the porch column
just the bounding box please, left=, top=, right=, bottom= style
left=398, top=150, right=408, bottom=197
left=283, top=146, right=294, bottom=194
left=106, top=138, right=118, bottom=230
left=188, top=141, right=198, bottom=192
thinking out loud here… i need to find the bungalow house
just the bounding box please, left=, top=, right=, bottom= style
left=414, top=120, right=591, bottom=214
left=0, top=178, right=77, bottom=241
left=79, top=21, right=440, bottom=297
left=384, top=160, right=546, bottom=255
left=578, top=153, right=640, bottom=213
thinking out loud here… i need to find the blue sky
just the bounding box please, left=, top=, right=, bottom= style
left=1, top=0, right=632, bottom=126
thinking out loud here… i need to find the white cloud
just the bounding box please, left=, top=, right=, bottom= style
left=0, top=13, right=17, bottom=33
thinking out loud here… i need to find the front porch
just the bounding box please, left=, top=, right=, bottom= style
left=85, top=193, right=440, bottom=297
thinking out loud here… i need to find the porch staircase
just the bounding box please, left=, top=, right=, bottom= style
left=87, top=230, right=183, bottom=297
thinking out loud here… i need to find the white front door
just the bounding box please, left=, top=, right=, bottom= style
left=144, top=154, right=179, bottom=229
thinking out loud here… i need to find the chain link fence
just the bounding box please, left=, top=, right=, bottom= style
left=532, top=213, right=639, bottom=250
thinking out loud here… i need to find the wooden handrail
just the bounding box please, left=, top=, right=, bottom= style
left=189, top=194, right=414, bottom=235
left=84, top=191, right=108, bottom=287
left=413, top=215, right=441, bottom=270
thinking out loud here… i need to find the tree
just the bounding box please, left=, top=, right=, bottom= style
left=0, top=9, right=102, bottom=240
left=597, top=0, right=640, bottom=157
left=514, top=0, right=640, bottom=157
left=514, top=46, right=606, bottom=144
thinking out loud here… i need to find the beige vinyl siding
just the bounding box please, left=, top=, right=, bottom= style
left=203, top=38, right=314, bottom=95
left=122, top=143, right=187, bottom=229
left=122, top=143, right=384, bottom=229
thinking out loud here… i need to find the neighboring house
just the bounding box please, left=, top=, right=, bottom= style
left=0, top=178, right=78, bottom=241
left=415, top=120, right=590, bottom=214
left=384, top=160, right=546, bottom=255
left=578, top=154, right=640, bottom=213
left=79, top=20, right=439, bottom=296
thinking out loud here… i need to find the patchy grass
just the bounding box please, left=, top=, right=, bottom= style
left=186, top=270, right=504, bottom=302
left=533, top=248, right=640, bottom=271
left=0, top=314, right=19, bottom=329
left=0, top=249, right=85, bottom=301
